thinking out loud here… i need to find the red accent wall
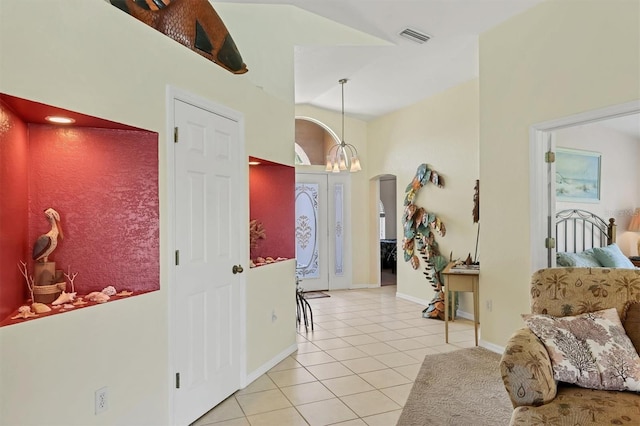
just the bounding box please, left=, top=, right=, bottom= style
left=28, top=126, right=159, bottom=295
left=249, top=159, right=295, bottom=261
left=0, top=94, right=160, bottom=323
left=0, top=101, right=30, bottom=320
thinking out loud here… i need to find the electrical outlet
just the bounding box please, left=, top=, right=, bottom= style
left=95, top=387, right=108, bottom=415
left=271, top=310, right=277, bottom=322
left=486, top=300, right=493, bottom=312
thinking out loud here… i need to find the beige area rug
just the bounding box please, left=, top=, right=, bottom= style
left=397, top=346, right=513, bottom=426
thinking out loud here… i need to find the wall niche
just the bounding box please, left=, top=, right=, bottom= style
left=0, top=93, right=159, bottom=326
left=249, top=156, right=295, bottom=267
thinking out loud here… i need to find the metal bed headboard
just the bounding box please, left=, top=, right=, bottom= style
left=555, top=209, right=616, bottom=254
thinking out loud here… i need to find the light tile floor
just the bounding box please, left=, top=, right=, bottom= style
left=193, top=285, right=476, bottom=426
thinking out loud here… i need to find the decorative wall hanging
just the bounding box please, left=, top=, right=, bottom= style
left=110, top=0, right=248, bottom=74
left=555, top=148, right=601, bottom=202
left=400, top=164, right=448, bottom=320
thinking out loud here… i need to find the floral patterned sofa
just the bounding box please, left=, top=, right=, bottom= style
left=500, top=267, right=640, bottom=425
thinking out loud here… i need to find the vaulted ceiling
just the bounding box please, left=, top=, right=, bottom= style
left=223, top=0, right=543, bottom=120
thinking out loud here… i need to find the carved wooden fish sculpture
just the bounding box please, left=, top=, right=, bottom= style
left=32, top=208, right=64, bottom=263
left=110, top=0, right=248, bottom=74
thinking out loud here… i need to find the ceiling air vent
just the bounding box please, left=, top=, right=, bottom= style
left=399, top=28, right=431, bottom=44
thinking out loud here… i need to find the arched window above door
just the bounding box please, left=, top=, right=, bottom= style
left=295, top=143, right=311, bottom=165
left=295, top=117, right=339, bottom=166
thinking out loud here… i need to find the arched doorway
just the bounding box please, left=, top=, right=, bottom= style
left=378, top=175, right=397, bottom=286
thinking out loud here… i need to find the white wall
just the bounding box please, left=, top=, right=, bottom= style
left=555, top=120, right=640, bottom=255
left=368, top=79, right=480, bottom=312
left=479, top=0, right=640, bottom=347
left=0, top=1, right=386, bottom=424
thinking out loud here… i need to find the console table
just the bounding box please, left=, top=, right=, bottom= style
left=442, top=262, right=480, bottom=346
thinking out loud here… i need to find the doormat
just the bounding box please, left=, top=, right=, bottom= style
left=302, top=291, right=330, bottom=299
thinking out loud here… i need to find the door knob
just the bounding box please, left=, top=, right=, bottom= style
left=232, top=264, right=244, bottom=274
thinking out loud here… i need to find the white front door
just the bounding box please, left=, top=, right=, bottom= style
left=295, top=173, right=329, bottom=291
left=173, top=98, right=245, bottom=425
left=295, top=172, right=351, bottom=291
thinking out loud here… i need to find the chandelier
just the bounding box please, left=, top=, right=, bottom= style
left=325, top=79, right=361, bottom=173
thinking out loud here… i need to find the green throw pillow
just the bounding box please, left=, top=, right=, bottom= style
left=556, top=249, right=601, bottom=267
left=592, top=244, right=635, bottom=268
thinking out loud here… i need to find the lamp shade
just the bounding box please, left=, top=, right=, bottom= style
left=629, top=208, right=640, bottom=232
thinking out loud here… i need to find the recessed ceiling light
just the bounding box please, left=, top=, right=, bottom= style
left=248, top=161, right=261, bottom=166
left=45, top=116, right=75, bottom=124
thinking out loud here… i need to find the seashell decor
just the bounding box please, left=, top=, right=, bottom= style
left=85, top=292, right=110, bottom=303
left=101, top=286, right=116, bottom=296
left=52, top=291, right=76, bottom=306
left=11, top=306, right=37, bottom=320
left=31, top=303, right=51, bottom=314
left=7, top=274, right=138, bottom=323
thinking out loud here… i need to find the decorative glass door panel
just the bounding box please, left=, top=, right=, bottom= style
left=334, top=183, right=344, bottom=275
left=295, top=183, right=320, bottom=279
left=295, top=172, right=350, bottom=291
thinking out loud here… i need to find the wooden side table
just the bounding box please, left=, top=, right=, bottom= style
left=442, top=262, right=480, bottom=346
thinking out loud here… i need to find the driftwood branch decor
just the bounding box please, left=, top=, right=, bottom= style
left=249, top=219, right=266, bottom=250
left=110, top=0, right=248, bottom=74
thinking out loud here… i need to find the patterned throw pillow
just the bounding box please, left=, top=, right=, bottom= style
left=623, top=301, right=640, bottom=355
left=524, top=308, right=640, bottom=391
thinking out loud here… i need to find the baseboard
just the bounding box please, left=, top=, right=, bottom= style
left=395, top=291, right=428, bottom=306
left=479, top=339, right=504, bottom=354
left=456, top=310, right=473, bottom=320
left=350, top=283, right=379, bottom=289
left=243, top=343, right=297, bottom=387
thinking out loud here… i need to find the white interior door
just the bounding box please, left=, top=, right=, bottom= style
left=173, top=98, right=244, bottom=425
left=295, top=172, right=351, bottom=291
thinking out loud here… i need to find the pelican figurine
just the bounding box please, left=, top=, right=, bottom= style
left=32, top=208, right=64, bottom=263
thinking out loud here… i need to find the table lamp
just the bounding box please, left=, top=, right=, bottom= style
left=628, top=208, right=640, bottom=255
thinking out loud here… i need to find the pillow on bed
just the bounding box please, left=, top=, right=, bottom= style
left=556, top=249, right=601, bottom=267
left=592, top=244, right=635, bottom=268
left=524, top=308, right=640, bottom=391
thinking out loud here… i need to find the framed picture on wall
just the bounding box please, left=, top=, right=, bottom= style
left=556, top=148, right=601, bottom=202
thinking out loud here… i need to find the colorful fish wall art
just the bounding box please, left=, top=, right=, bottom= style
left=110, top=0, right=248, bottom=74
